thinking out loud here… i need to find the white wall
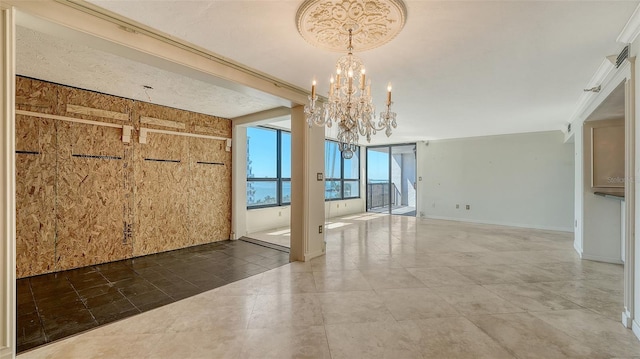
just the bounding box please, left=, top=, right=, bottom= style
left=418, top=131, right=574, bottom=231
left=245, top=198, right=365, bottom=234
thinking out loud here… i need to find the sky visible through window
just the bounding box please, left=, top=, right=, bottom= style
left=367, top=149, right=390, bottom=183
left=247, top=127, right=390, bottom=182
left=247, top=127, right=277, bottom=178
left=247, top=127, right=367, bottom=206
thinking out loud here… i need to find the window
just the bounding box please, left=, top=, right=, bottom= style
left=280, top=132, right=291, bottom=204
left=246, top=129, right=360, bottom=206
left=246, top=127, right=291, bottom=208
left=324, top=140, right=360, bottom=200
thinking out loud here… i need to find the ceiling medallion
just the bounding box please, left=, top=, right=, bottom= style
left=296, top=0, right=407, bottom=52
left=301, top=0, right=405, bottom=159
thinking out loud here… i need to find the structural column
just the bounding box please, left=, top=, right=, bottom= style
left=0, top=5, right=16, bottom=359
left=231, top=125, right=247, bottom=240
left=624, top=59, right=636, bottom=331
left=290, top=105, right=325, bottom=261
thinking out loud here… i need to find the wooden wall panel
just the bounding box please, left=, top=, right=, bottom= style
left=134, top=132, right=189, bottom=256
left=55, top=121, right=132, bottom=271
left=136, top=101, right=190, bottom=131
left=15, top=116, right=56, bottom=277
left=60, top=86, right=132, bottom=124
left=15, top=77, right=58, bottom=114
left=191, top=112, right=231, bottom=137
left=188, top=137, right=232, bottom=245
left=16, top=77, right=233, bottom=277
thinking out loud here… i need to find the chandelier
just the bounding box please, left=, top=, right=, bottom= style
left=304, top=29, right=396, bottom=159
left=296, top=0, right=406, bottom=159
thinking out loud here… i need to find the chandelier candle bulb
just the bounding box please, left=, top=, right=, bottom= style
left=387, top=83, right=392, bottom=105
left=360, top=69, right=366, bottom=90
left=311, top=80, right=316, bottom=98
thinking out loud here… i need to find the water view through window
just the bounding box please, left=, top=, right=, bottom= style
left=246, top=127, right=360, bottom=207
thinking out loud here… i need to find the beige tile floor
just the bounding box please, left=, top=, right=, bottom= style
left=19, top=215, right=640, bottom=359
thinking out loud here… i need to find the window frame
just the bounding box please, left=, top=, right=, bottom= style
left=246, top=127, right=291, bottom=209
left=246, top=130, right=362, bottom=208
left=324, top=139, right=361, bottom=201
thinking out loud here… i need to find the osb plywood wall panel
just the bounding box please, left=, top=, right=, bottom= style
left=134, top=132, right=189, bottom=256
left=192, top=112, right=231, bottom=137
left=16, top=77, right=59, bottom=114
left=136, top=101, right=190, bottom=132
left=55, top=122, right=132, bottom=271
left=61, top=86, right=133, bottom=124
left=188, top=137, right=232, bottom=245
left=15, top=116, right=57, bottom=278
left=16, top=76, right=232, bottom=278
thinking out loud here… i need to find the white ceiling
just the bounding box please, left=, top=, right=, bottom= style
left=17, top=1, right=640, bottom=144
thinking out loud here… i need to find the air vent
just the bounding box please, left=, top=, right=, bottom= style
left=616, top=45, right=629, bottom=68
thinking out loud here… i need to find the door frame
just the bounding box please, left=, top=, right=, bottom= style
left=365, top=143, right=417, bottom=216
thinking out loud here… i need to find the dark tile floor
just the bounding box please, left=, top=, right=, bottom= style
left=16, top=240, right=290, bottom=353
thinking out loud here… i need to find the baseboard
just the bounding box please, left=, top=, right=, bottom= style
left=0, top=347, right=14, bottom=359
left=581, top=253, right=624, bottom=264
left=622, top=310, right=633, bottom=328
left=633, top=319, right=640, bottom=341
left=573, top=241, right=583, bottom=258
left=304, top=249, right=325, bottom=262
left=422, top=215, right=574, bottom=232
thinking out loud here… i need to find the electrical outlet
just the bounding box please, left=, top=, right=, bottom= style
left=278, top=211, right=282, bottom=217
left=319, top=225, right=323, bottom=234
left=466, top=205, right=470, bottom=210
left=456, top=204, right=459, bottom=209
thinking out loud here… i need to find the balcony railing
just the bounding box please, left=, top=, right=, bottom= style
left=367, top=182, right=400, bottom=210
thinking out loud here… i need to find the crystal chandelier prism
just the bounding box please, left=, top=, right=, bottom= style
left=304, top=28, right=397, bottom=159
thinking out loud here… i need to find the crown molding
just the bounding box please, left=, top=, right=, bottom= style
left=566, top=3, right=640, bottom=139
left=567, top=59, right=615, bottom=127
left=617, top=3, right=640, bottom=44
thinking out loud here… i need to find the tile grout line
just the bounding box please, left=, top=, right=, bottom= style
left=29, top=278, right=48, bottom=343
left=95, top=266, right=141, bottom=314
left=65, top=273, right=100, bottom=326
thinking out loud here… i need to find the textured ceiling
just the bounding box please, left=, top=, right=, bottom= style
left=17, top=0, right=640, bottom=144
left=16, top=26, right=281, bottom=119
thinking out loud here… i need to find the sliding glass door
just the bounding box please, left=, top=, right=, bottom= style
left=366, top=144, right=416, bottom=216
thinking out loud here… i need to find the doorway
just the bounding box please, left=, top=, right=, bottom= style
left=366, top=144, right=417, bottom=216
